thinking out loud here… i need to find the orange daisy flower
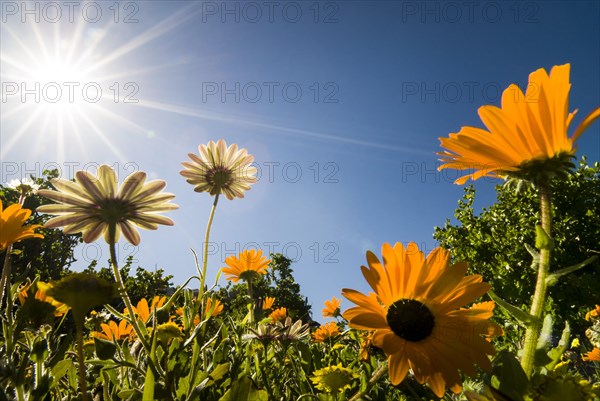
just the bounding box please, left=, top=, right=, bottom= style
left=312, top=322, right=340, bottom=343
left=439, top=64, right=600, bottom=184
left=0, top=200, right=43, bottom=251
left=342, top=242, right=501, bottom=397
left=222, top=249, right=270, bottom=283
left=269, top=307, right=287, bottom=322
left=322, top=296, right=341, bottom=318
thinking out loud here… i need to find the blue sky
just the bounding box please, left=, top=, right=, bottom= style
left=1, top=1, right=599, bottom=322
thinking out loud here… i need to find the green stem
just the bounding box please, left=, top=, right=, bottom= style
left=142, top=334, right=157, bottom=401
left=107, top=223, right=162, bottom=378
left=247, top=279, right=255, bottom=323
left=0, top=196, right=26, bottom=308
left=75, top=317, right=91, bottom=401
left=0, top=244, right=14, bottom=312
left=520, top=183, right=552, bottom=377
left=184, top=194, right=220, bottom=399
left=348, top=362, right=388, bottom=401
left=200, top=194, right=219, bottom=297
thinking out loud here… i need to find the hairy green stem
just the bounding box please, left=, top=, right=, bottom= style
left=348, top=362, right=388, bottom=401
left=200, top=194, right=219, bottom=297
left=0, top=196, right=26, bottom=309
left=0, top=244, right=14, bottom=313
left=142, top=333, right=157, bottom=401
left=75, top=318, right=91, bottom=401
left=520, top=183, right=552, bottom=377
left=108, top=223, right=162, bottom=379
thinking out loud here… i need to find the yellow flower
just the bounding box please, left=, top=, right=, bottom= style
left=585, top=305, right=600, bottom=321
left=312, top=322, right=340, bottom=343
left=359, top=331, right=375, bottom=362
left=127, top=296, right=167, bottom=323
left=342, top=242, right=501, bottom=397
left=311, top=364, right=358, bottom=393
left=583, top=348, right=600, bottom=362
left=0, top=200, right=43, bottom=251
left=155, top=321, right=182, bottom=343
left=262, top=296, right=275, bottom=310
left=438, top=64, right=600, bottom=185
left=222, top=249, right=270, bottom=283
left=205, top=297, right=223, bottom=317
left=18, top=281, right=70, bottom=316
left=322, top=296, right=341, bottom=318
left=180, top=139, right=257, bottom=200
left=92, top=320, right=134, bottom=342
left=47, top=273, right=115, bottom=324
left=269, top=307, right=287, bottom=322
left=37, top=165, right=178, bottom=245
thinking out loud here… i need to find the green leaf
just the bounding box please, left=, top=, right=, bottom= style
left=535, top=225, right=554, bottom=250
left=534, top=314, right=553, bottom=366
left=50, top=360, right=73, bottom=385
left=210, top=363, right=230, bottom=382
left=488, top=291, right=538, bottom=327
left=546, top=255, right=599, bottom=287
left=491, top=351, right=529, bottom=401
left=117, top=389, right=141, bottom=399
left=94, top=337, right=117, bottom=360
left=545, top=321, right=570, bottom=371
left=219, top=376, right=268, bottom=401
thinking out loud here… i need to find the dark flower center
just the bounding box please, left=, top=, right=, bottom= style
left=98, top=198, right=134, bottom=223
left=207, top=166, right=233, bottom=189
left=386, top=299, right=435, bottom=342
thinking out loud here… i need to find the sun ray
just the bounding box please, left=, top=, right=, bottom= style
left=73, top=107, right=129, bottom=162
left=86, top=4, right=200, bottom=76
left=134, top=99, right=429, bottom=155
left=1, top=108, right=45, bottom=158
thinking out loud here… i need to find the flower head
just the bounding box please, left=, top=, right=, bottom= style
left=18, top=281, right=70, bottom=316
left=205, top=297, right=223, bottom=317
left=269, top=307, right=287, bottom=322
left=277, top=316, right=310, bottom=343
left=92, top=319, right=135, bottom=342
left=37, top=165, right=178, bottom=245
left=155, top=321, right=182, bottom=343
left=585, top=305, right=600, bottom=321
left=180, top=139, right=257, bottom=200
left=262, top=296, right=275, bottom=310
left=312, top=321, right=340, bottom=342
left=222, top=249, right=270, bottom=283
left=583, top=348, right=600, bottom=362
left=322, top=296, right=341, bottom=318
left=6, top=178, right=40, bottom=196
left=311, top=364, right=358, bottom=394
left=127, top=296, right=167, bottom=324
left=438, top=64, right=600, bottom=185
left=0, top=200, right=44, bottom=251
left=342, top=242, right=500, bottom=397
left=47, top=272, right=115, bottom=324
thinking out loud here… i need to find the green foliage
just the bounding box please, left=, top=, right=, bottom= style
left=82, top=257, right=173, bottom=305
left=218, top=253, right=314, bottom=324
left=434, top=158, right=600, bottom=343
left=0, top=169, right=82, bottom=281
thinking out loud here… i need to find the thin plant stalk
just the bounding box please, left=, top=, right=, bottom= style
left=0, top=244, right=14, bottom=312
left=200, top=194, right=219, bottom=297
left=520, top=183, right=552, bottom=377
left=1, top=195, right=28, bottom=312
left=74, top=316, right=90, bottom=401
left=107, top=223, right=162, bottom=378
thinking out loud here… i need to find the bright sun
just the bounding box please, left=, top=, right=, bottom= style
left=1, top=2, right=206, bottom=163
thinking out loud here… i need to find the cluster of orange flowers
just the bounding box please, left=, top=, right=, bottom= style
left=3, top=63, right=599, bottom=398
